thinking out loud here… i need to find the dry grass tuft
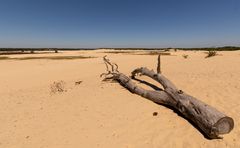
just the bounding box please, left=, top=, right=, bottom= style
left=75, top=80, right=82, bottom=85
left=0, top=51, right=54, bottom=55
left=137, top=51, right=171, bottom=56
left=101, top=51, right=136, bottom=54
left=50, top=81, right=66, bottom=94
left=182, top=54, right=189, bottom=59
left=0, top=56, right=95, bottom=60
left=0, top=56, right=10, bottom=60
left=205, top=51, right=217, bottom=58
left=18, top=56, right=94, bottom=60
left=101, top=50, right=171, bottom=56
left=153, top=112, right=158, bottom=116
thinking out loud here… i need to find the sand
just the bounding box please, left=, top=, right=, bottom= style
left=0, top=50, right=240, bottom=148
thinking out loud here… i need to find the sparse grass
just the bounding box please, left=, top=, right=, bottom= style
left=179, top=46, right=240, bottom=51
left=182, top=54, right=189, bottom=59
left=0, top=56, right=10, bottom=60
left=164, top=49, right=170, bottom=52
left=0, top=51, right=55, bottom=55
left=137, top=51, right=171, bottom=56
left=101, top=50, right=171, bottom=56
left=0, top=55, right=95, bottom=60
left=205, top=51, right=217, bottom=58
left=75, top=80, right=82, bottom=85
left=18, top=55, right=94, bottom=60
left=101, top=51, right=137, bottom=54
left=50, top=81, right=66, bottom=94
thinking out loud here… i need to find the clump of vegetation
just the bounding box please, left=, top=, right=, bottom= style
left=153, top=112, right=158, bottom=116
left=182, top=54, right=189, bottom=59
left=101, top=51, right=136, bottom=54
left=98, top=48, right=165, bottom=50
left=18, top=55, right=94, bottom=60
left=50, top=81, right=66, bottom=94
left=164, top=49, right=170, bottom=52
left=137, top=51, right=171, bottom=56
left=178, top=46, right=240, bottom=51
left=75, top=80, right=82, bottom=85
left=0, top=55, right=95, bottom=60
left=101, top=50, right=171, bottom=56
left=205, top=51, right=217, bottom=58
left=0, top=56, right=10, bottom=60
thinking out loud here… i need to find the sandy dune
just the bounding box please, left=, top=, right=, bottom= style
left=0, top=50, right=240, bottom=148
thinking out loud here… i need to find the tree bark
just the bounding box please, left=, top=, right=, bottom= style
left=157, top=54, right=161, bottom=74
left=131, top=67, right=234, bottom=139
left=101, top=57, right=234, bottom=139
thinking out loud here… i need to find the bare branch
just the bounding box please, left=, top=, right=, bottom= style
left=157, top=54, right=161, bottom=74
left=101, top=56, right=234, bottom=139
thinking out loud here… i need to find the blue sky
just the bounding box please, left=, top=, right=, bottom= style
left=0, top=0, right=239, bottom=48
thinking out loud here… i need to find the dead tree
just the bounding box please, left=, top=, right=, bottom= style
left=101, top=56, right=234, bottom=139
left=157, top=54, right=161, bottom=74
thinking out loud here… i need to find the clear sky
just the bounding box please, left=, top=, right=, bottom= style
left=0, top=0, right=239, bottom=48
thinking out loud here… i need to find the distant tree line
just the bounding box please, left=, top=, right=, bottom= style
left=101, top=46, right=240, bottom=51
left=0, top=46, right=239, bottom=51
left=0, top=48, right=95, bottom=51
left=178, top=46, right=240, bottom=51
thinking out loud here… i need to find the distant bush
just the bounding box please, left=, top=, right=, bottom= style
left=0, top=56, right=9, bottom=60
left=182, top=54, right=189, bottom=59
left=164, top=49, right=170, bottom=52
left=138, top=51, right=171, bottom=56
left=50, top=81, right=66, bottom=94
left=179, top=46, right=240, bottom=51
left=205, top=51, right=217, bottom=58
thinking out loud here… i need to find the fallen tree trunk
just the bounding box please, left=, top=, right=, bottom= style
left=101, top=56, right=234, bottom=139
